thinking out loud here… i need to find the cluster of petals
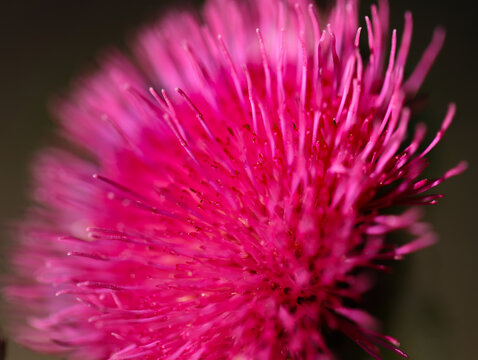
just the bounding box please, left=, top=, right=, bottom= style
left=4, top=0, right=465, bottom=359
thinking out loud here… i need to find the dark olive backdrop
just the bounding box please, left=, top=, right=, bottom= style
left=0, top=1, right=476, bottom=359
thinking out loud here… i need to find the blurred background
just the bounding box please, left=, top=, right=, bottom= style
left=0, top=0, right=476, bottom=359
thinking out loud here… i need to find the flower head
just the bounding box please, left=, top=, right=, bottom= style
left=4, top=0, right=465, bottom=359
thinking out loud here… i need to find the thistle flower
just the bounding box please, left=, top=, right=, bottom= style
left=3, top=0, right=465, bottom=359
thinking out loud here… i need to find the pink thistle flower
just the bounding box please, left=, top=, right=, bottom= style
left=3, top=0, right=466, bottom=359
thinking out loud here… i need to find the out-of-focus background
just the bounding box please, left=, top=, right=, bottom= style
left=0, top=0, right=476, bottom=359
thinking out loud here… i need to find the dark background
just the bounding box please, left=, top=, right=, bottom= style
left=0, top=0, right=476, bottom=359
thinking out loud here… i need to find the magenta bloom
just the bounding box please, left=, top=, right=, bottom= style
left=4, top=0, right=465, bottom=359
